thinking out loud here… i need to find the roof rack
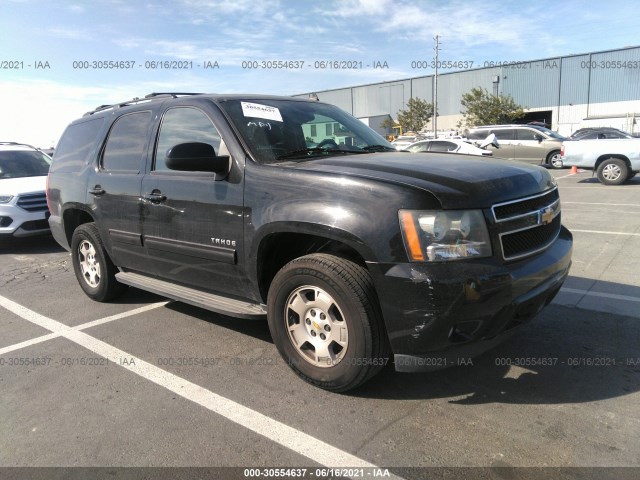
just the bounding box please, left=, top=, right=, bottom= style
left=0, top=141, right=39, bottom=150
left=83, top=92, right=205, bottom=117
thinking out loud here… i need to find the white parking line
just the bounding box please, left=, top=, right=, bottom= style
left=0, top=294, right=402, bottom=478
left=0, top=301, right=168, bottom=355
left=563, top=202, right=640, bottom=207
left=560, top=288, right=640, bottom=303
left=560, top=186, right=635, bottom=189
left=570, top=229, right=640, bottom=237
left=0, top=332, right=60, bottom=356
left=554, top=171, right=586, bottom=180
left=74, top=302, right=170, bottom=331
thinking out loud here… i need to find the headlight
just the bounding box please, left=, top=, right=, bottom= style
left=0, top=195, right=14, bottom=203
left=399, top=209, right=492, bottom=262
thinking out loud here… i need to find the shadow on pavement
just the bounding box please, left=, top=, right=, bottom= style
left=353, top=300, right=639, bottom=403
left=0, top=234, right=64, bottom=254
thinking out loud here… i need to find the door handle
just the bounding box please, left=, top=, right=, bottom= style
left=88, top=186, right=105, bottom=196
left=143, top=191, right=167, bottom=203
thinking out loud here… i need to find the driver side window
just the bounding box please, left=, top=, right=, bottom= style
left=155, top=107, right=221, bottom=172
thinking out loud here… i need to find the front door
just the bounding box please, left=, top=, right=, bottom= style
left=514, top=128, right=545, bottom=165
left=140, top=106, right=245, bottom=297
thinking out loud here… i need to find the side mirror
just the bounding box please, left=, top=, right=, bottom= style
left=165, top=142, right=229, bottom=173
left=534, top=134, right=543, bottom=142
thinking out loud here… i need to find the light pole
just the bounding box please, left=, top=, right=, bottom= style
left=433, top=35, right=440, bottom=138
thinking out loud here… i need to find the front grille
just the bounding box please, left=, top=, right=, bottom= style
left=17, top=193, right=48, bottom=212
left=493, top=189, right=559, bottom=221
left=501, top=215, right=561, bottom=259
left=492, top=187, right=562, bottom=261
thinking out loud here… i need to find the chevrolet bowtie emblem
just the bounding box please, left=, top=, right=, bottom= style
left=312, top=321, right=321, bottom=331
left=539, top=206, right=554, bottom=225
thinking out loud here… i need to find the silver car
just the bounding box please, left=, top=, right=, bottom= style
left=466, top=124, right=566, bottom=169
left=0, top=143, right=51, bottom=242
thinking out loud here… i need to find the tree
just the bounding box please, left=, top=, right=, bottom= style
left=396, top=97, right=434, bottom=133
left=458, top=87, right=525, bottom=128
left=380, top=117, right=397, bottom=131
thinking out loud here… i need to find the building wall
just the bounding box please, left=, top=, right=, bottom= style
left=294, top=46, right=640, bottom=136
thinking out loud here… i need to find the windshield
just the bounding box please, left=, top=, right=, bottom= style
left=218, top=99, right=395, bottom=164
left=0, top=150, right=51, bottom=178
left=530, top=125, right=566, bottom=140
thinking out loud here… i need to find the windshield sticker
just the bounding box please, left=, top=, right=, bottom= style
left=241, top=102, right=283, bottom=122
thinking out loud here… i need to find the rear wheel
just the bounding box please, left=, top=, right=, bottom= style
left=71, top=223, right=127, bottom=301
left=267, top=253, right=389, bottom=392
left=596, top=158, right=628, bottom=185
left=546, top=150, right=563, bottom=169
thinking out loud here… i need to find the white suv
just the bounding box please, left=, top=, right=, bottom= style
left=0, top=142, right=52, bottom=241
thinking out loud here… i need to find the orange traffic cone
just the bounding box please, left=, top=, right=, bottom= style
left=570, top=165, right=578, bottom=174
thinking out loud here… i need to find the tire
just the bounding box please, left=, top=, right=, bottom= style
left=267, top=253, right=389, bottom=392
left=596, top=158, right=628, bottom=185
left=546, top=150, right=563, bottom=169
left=71, top=223, right=127, bottom=302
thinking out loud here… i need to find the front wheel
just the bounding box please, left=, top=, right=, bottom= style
left=596, top=158, right=628, bottom=185
left=546, top=150, right=563, bottom=169
left=267, top=254, right=389, bottom=392
left=71, top=223, right=127, bottom=302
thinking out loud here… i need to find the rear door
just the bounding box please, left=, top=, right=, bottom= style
left=140, top=105, right=246, bottom=297
left=490, top=129, right=515, bottom=160
left=87, top=110, right=154, bottom=273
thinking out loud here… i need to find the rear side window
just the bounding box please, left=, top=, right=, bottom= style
left=466, top=129, right=487, bottom=140
left=429, top=141, right=457, bottom=152
left=515, top=129, right=540, bottom=141
left=492, top=129, right=515, bottom=141
left=52, top=117, right=104, bottom=171
left=406, top=142, right=429, bottom=152
left=102, top=111, right=152, bottom=173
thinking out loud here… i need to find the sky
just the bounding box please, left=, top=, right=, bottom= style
left=1, top=0, right=640, bottom=147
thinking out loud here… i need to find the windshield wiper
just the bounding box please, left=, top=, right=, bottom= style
left=276, top=147, right=367, bottom=160
left=361, top=145, right=397, bottom=152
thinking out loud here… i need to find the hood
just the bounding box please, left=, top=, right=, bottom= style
left=0, top=175, right=47, bottom=196
left=284, top=152, right=555, bottom=209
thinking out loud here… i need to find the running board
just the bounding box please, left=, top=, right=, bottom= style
left=115, top=272, right=267, bottom=319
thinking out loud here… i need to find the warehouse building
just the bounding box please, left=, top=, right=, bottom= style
left=294, top=46, right=640, bottom=137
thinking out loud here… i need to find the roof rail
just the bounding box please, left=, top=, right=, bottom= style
left=0, top=141, right=38, bottom=150
left=83, top=92, right=205, bottom=117
left=144, top=92, right=204, bottom=98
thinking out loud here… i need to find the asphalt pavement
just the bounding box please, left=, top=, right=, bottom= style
left=1, top=168, right=639, bottom=479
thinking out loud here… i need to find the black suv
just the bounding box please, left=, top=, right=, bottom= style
left=48, top=93, right=572, bottom=391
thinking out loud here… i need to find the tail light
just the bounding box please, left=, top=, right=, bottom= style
left=560, top=144, right=565, bottom=157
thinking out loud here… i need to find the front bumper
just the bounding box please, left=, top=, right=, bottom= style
left=0, top=203, right=50, bottom=239
left=368, top=226, right=572, bottom=372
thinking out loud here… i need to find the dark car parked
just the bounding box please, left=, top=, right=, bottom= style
left=47, top=93, right=572, bottom=391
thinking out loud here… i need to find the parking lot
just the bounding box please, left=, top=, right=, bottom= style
left=1, top=168, right=639, bottom=478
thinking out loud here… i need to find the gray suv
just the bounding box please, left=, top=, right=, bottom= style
left=466, top=125, right=566, bottom=169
